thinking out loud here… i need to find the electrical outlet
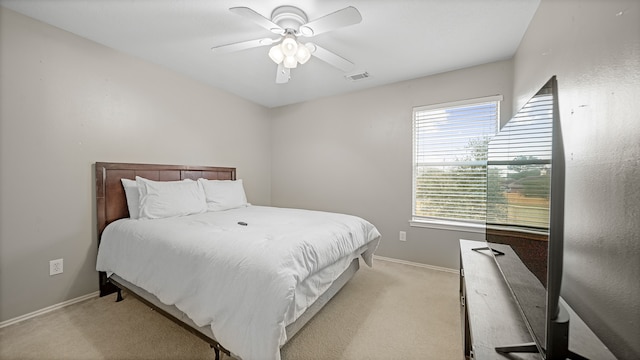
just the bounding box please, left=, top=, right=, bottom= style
left=49, top=259, right=63, bottom=276
left=399, top=231, right=407, bottom=242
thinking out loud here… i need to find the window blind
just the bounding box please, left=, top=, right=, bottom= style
left=413, top=96, right=501, bottom=223
left=487, top=91, right=554, bottom=230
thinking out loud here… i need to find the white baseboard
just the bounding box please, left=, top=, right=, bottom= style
left=373, top=255, right=459, bottom=274
left=0, top=291, right=100, bottom=329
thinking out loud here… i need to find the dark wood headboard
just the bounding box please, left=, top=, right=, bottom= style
left=95, top=162, right=236, bottom=240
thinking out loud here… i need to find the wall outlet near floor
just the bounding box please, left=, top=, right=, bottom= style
left=49, top=258, right=63, bottom=276
left=399, top=231, right=407, bottom=242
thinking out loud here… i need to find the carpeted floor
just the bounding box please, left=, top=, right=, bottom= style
left=0, top=259, right=462, bottom=359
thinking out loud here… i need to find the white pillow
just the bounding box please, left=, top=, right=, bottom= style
left=198, top=178, right=249, bottom=211
left=136, top=176, right=207, bottom=219
left=121, top=178, right=140, bottom=219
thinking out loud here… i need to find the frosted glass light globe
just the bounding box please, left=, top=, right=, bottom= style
left=268, top=45, right=284, bottom=64
left=281, top=36, right=298, bottom=57
left=283, top=55, right=298, bottom=68
left=295, top=43, right=311, bottom=64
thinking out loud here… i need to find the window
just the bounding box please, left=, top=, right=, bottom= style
left=412, top=96, right=502, bottom=228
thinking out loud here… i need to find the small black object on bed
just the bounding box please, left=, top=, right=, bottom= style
left=237, top=221, right=248, bottom=226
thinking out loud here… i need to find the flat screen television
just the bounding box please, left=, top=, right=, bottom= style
left=484, top=76, right=585, bottom=359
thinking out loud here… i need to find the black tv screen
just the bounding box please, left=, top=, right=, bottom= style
left=486, top=76, right=571, bottom=358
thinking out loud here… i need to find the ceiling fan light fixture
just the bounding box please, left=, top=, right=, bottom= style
left=281, top=35, right=298, bottom=56
left=305, top=42, right=317, bottom=53
left=217, top=5, right=362, bottom=84
left=295, top=43, right=311, bottom=64
left=268, top=45, right=284, bottom=64
left=283, top=55, right=298, bottom=68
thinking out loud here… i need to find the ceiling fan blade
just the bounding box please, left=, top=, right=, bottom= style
left=275, top=63, right=290, bottom=84
left=299, top=6, right=362, bottom=37
left=229, top=7, right=285, bottom=35
left=307, top=43, right=355, bottom=72
left=211, top=38, right=278, bottom=54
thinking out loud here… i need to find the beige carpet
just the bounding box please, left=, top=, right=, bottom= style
left=0, top=259, right=462, bottom=360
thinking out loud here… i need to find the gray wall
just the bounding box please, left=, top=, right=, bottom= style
left=270, top=60, right=513, bottom=269
left=512, top=0, right=640, bottom=358
left=0, top=8, right=272, bottom=322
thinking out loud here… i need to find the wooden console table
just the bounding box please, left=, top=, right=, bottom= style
left=459, top=239, right=615, bottom=360
left=460, top=239, right=540, bottom=359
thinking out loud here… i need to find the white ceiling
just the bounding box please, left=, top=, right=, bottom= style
left=1, top=0, right=540, bottom=108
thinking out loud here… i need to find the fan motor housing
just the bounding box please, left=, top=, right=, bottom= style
left=271, top=6, right=308, bottom=32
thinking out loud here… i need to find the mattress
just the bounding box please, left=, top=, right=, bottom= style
left=96, top=205, right=381, bottom=360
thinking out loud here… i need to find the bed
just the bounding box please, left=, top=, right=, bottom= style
left=94, top=162, right=381, bottom=360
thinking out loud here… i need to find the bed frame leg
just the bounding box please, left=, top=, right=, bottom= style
left=116, top=288, right=123, bottom=302
left=210, top=345, right=220, bottom=360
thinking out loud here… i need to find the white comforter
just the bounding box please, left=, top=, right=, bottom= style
left=96, top=206, right=381, bottom=360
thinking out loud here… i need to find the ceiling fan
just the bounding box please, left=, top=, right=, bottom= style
left=211, top=5, right=362, bottom=84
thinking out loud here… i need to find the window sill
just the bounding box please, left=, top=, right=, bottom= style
left=410, top=219, right=485, bottom=234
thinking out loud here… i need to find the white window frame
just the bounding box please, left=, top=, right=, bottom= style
left=411, top=95, right=503, bottom=233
